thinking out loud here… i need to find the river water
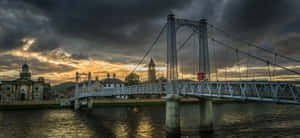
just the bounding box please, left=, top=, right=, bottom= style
left=0, top=102, right=300, bottom=138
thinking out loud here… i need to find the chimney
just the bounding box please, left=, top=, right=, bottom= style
left=113, top=73, right=116, bottom=79
left=107, top=73, right=110, bottom=79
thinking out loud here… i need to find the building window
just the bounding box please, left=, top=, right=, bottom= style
left=35, top=87, right=39, bottom=91
left=108, top=84, right=111, bottom=87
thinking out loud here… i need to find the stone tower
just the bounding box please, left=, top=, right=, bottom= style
left=148, top=58, right=156, bottom=82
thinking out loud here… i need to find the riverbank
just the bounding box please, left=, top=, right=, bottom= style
left=0, top=104, right=61, bottom=110
left=0, top=98, right=244, bottom=110
left=0, top=101, right=61, bottom=110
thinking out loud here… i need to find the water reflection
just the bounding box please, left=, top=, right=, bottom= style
left=136, top=116, right=153, bottom=137
left=113, top=121, right=129, bottom=137
left=1, top=103, right=300, bottom=137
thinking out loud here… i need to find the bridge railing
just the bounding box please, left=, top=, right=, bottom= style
left=175, top=81, right=300, bottom=104
left=69, top=81, right=300, bottom=104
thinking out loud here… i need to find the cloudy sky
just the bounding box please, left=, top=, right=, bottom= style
left=1, top=0, right=300, bottom=85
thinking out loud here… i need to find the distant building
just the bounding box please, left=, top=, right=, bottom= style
left=101, top=73, right=124, bottom=89
left=100, top=73, right=126, bottom=99
left=79, top=77, right=104, bottom=93
left=148, top=58, right=156, bottom=82
left=0, top=64, right=51, bottom=102
left=91, top=76, right=104, bottom=92
left=55, top=73, right=124, bottom=99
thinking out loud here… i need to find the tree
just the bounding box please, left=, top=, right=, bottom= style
left=157, top=76, right=167, bottom=82
left=125, top=73, right=140, bottom=86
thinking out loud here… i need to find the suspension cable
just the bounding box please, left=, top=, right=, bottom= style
left=209, top=24, right=300, bottom=64
left=213, top=39, right=218, bottom=81
left=177, top=31, right=196, bottom=52
left=225, top=47, right=228, bottom=81
left=246, top=45, right=250, bottom=80
left=273, top=53, right=277, bottom=81
left=267, top=61, right=272, bottom=81
left=131, top=23, right=167, bottom=74
left=193, top=34, right=197, bottom=79
left=192, top=34, right=196, bottom=79
left=212, top=38, right=300, bottom=75
left=235, top=49, right=241, bottom=81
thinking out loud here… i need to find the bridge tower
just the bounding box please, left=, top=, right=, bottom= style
left=165, top=14, right=181, bottom=136
left=199, top=19, right=210, bottom=80
left=167, top=14, right=178, bottom=81
left=165, top=14, right=213, bottom=135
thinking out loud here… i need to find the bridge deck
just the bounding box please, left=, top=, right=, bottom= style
left=66, top=81, right=300, bottom=105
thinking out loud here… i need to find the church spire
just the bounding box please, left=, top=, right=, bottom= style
left=148, top=58, right=156, bottom=82
left=149, top=57, right=155, bottom=67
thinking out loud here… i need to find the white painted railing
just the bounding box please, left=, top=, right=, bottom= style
left=67, top=81, right=300, bottom=105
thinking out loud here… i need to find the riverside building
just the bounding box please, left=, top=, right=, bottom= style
left=0, top=64, right=51, bottom=102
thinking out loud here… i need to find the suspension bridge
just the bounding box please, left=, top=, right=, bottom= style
left=63, top=14, right=300, bottom=134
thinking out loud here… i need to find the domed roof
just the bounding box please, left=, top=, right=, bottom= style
left=38, top=77, right=45, bottom=82
left=22, top=64, right=29, bottom=68
left=22, top=64, right=29, bottom=73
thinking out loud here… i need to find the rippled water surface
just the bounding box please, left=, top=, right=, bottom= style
left=1, top=103, right=300, bottom=137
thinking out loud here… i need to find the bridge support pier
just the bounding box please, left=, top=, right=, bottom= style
left=87, top=98, right=93, bottom=111
left=199, top=99, right=214, bottom=133
left=74, top=100, right=80, bottom=111
left=165, top=94, right=181, bottom=136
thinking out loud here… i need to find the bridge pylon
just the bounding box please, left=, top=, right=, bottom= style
left=167, top=14, right=178, bottom=81
left=165, top=14, right=214, bottom=135
left=166, top=15, right=210, bottom=81
left=199, top=98, right=214, bottom=133
left=198, top=19, right=210, bottom=80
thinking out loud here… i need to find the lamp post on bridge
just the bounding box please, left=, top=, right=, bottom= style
left=74, top=72, right=80, bottom=110
left=87, top=72, right=93, bottom=111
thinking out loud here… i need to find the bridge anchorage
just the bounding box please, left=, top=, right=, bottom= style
left=62, top=14, right=300, bottom=135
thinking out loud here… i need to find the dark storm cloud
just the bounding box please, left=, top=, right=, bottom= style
left=0, top=0, right=60, bottom=51
left=29, top=59, right=76, bottom=74
left=274, top=35, right=300, bottom=56
left=220, top=0, right=300, bottom=39
left=0, top=55, right=22, bottom=71
left=22, top=0, right=193, bottom=51
left=1, top=0, right=300, bottom=78
left=200, top=0, right=300, bottom=73
left=0, top=55, right=76, bottom=75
